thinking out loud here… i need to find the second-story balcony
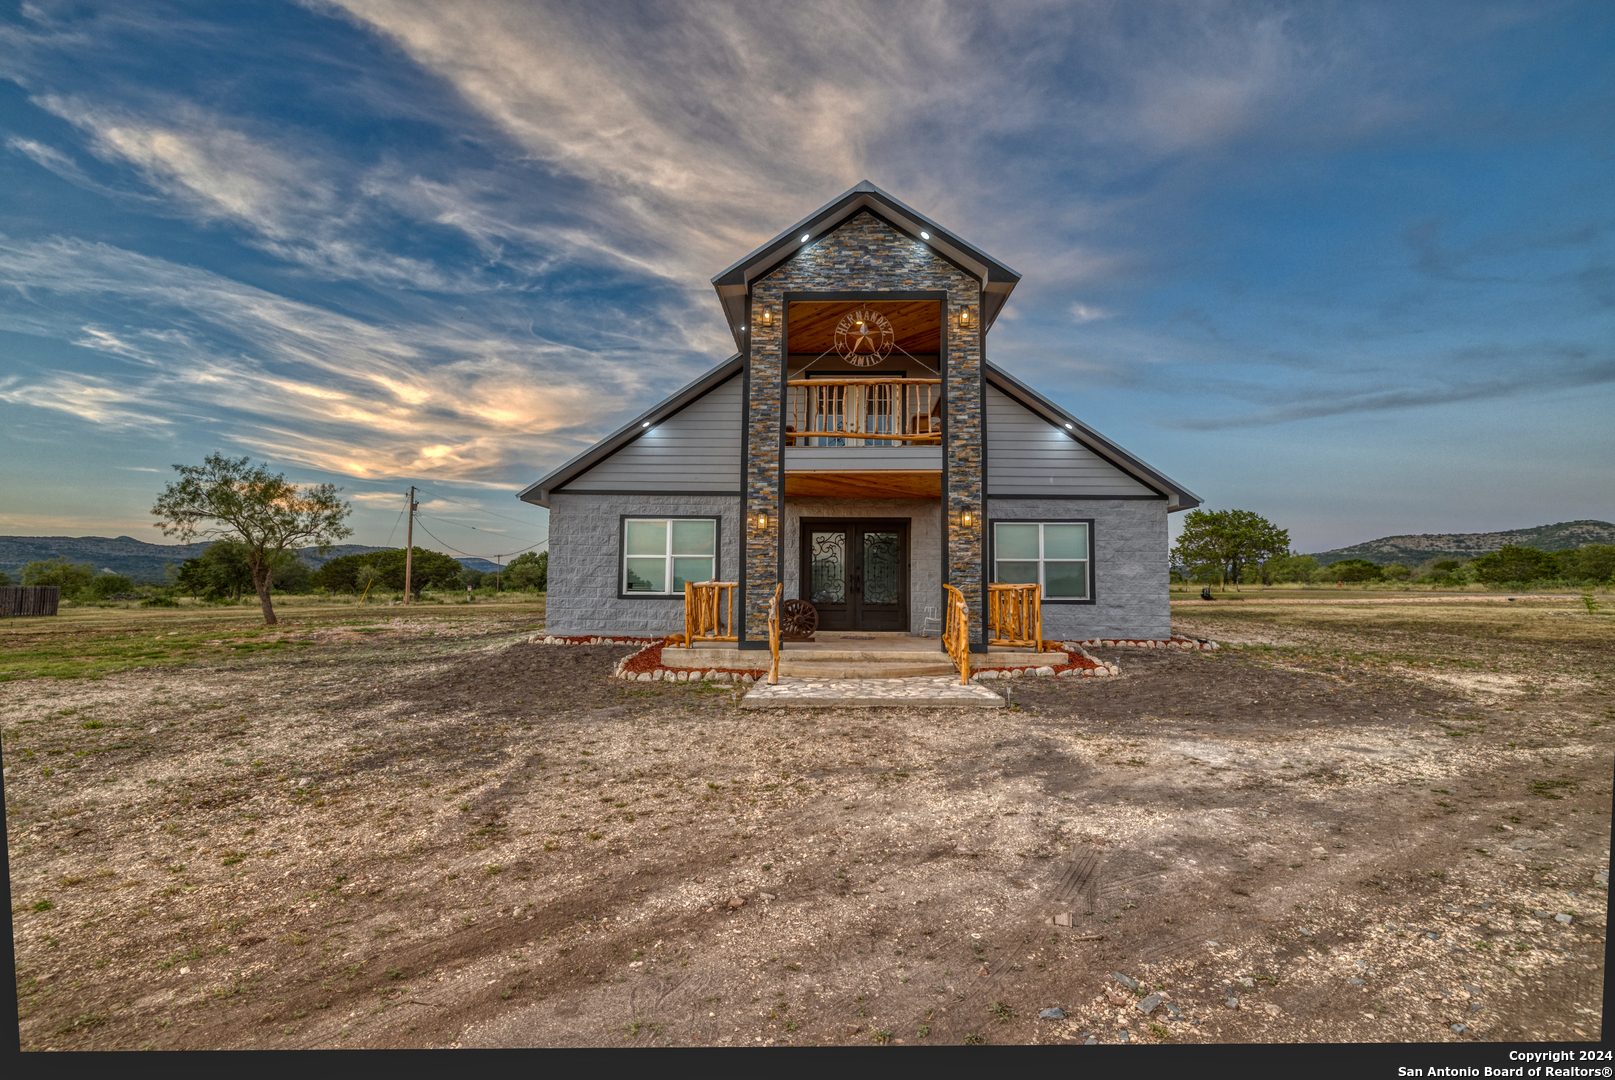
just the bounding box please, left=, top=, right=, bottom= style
left=785, top=378, right=941, bottom=446
left=783, top=377, right=943, bottom=499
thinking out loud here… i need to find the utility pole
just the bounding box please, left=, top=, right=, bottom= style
left=404, top=486, right=417, bottom=603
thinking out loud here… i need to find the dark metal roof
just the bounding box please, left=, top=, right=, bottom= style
left=710, top=180, right=1022, bottom=353
left=984, top=362, right=1202, bottom=512
left=515, top=356, right=743, bottom=508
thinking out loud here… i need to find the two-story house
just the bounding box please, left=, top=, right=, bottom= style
left=519, top=182, right=1199, bottom=656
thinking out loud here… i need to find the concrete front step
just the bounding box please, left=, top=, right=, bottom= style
left=662, top=644, right=1068, bottom=675
left=778, top=660, right=959, bottom=678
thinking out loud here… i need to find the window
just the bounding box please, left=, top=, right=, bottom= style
left=623, top=518, right=716, bottom=594
left=992, top=521, right=1090, bottom=599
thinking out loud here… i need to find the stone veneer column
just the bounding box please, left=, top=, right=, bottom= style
left=742, top=211, right=984, bottom=643
left=742, top=296, right=783, bottom=643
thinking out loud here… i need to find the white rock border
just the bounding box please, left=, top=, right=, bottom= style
left=1071, top=636, right=1218, bottom=651
left=971, top=643, right=1117, bottom=681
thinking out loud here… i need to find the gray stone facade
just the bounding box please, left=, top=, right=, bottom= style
left=986, top=498, right=1171, bottom=640
left=782, top=497, right=943, bottom=636
left=544, top=493, right=741, bottom=637
left=743, top=210, right=984, bottom=643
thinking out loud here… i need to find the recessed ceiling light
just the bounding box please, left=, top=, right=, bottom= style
left=1064, top=422, right=1073, bottom=429
left=800, top=234, right=810, bottom=242
left=642, top=421, right=651, bottom=428
left=920, top=231, right=930, bottom=240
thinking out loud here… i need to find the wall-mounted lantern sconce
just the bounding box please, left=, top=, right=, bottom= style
left=760, top=308, right=773, bottom=327
left=956, top=308, right=976, bottom=330
left=960, top=510, right=972, bottom=527
left=756, top=511, right=769, bottom=529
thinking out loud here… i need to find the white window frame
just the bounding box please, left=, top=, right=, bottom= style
left=620, top=516, right=718, bottom=597
left=989, top=519, right=1095, bottom=603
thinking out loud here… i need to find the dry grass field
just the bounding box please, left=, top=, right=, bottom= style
left=4, top=595, right=1609, bottom=1048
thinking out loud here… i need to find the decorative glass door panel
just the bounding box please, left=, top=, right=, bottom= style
left=799, top=520, right=908, bottom=632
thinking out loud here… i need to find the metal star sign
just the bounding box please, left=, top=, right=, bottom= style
left=832, top=308, right=895, bottom=366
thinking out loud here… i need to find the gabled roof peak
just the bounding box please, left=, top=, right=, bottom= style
left=711, top=181, right=1020, bottom=351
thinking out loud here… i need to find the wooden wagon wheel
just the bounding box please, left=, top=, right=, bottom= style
left=779, top=598, right=818, bottom=641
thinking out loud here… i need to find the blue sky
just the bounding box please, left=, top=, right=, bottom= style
left=1, top=0, right=1610, bottom=559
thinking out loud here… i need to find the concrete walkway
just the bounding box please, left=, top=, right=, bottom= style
left=739, top=674, right=1005, bottom=709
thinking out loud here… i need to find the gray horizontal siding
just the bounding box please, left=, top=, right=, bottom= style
left=556, top=374, right=742, bottom=493
left=985, top=386, right=1157, bottom=497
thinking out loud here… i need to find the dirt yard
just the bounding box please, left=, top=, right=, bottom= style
left=5, top=597, right=1610, bottom=1048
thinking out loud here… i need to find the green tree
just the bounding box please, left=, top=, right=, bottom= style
left=309, top=551, right=379, bottom=594
left=1557, top=543, right=1615, bottom=584
left=1325, top=559, right=1381, bottom=583
left=0, top=570, right=10, bottom=587
left=151, top=453, right=352, bottom=625
left=176, top=540, right=255, bottom=601
left=1171, top=509, right=1291, bottom=589
left=86, top=572, right=137, bottom=599
left=457, top=566, right=486, bottom=590
left=22, top=557, right=96, bottom=593
left=1265, top=554, right=1319, bottom=584
left=1471, top=545, right=1558, bottom=585
left=504, top=550, right=547, bottom=592
left=371, top=548, right=462, bottom=596
left=1380, top=564, right=1412, bottom=582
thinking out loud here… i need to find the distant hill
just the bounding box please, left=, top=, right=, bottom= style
left=1307, top=520, right=1615, bottom=567
left=0, top=535, right=499, bottom=583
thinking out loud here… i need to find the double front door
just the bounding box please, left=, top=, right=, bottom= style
left=800, top=519, right=908, bottom=632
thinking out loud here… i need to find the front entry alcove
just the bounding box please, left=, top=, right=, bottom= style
left=799, top=519, right=908, bottom=632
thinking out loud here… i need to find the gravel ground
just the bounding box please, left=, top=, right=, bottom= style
left=5, top=604, right=1609, bottom=1048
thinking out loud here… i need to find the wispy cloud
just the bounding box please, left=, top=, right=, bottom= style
left=0, top=234, right=681, bottom=479
left=1166, top=353, right=1615, bottom=430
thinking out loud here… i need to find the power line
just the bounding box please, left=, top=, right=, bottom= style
left=416, top=486, right=541, bottom=527
left=417, top=511, right=549, bottom=549
left=413, top=518, right=548, bottom=562
left=382, top=506, right=406, bottom=547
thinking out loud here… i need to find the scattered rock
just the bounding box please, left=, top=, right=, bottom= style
left=1225, top=997, right=1240, bottom=1009
left=1112, top=972, right=1140, bottom=991
left=1555, top=913, right=1573, bottom=924
left=1136, top=994, right=1162, bottom=1015
left=1118, top=1030, right=1130, bottom=1042
left=1451, top=1023, right=1467, bottom=1035
left=728, top=896, right=745, bottom=909
left=759, top=892, right=777, bottom=901
left=1084, top=1036, right=1098, bottom=1045
left=1348, top=978, right=1365, bottom=985
left=1240, top=977, right=1255, bottom=988
left=1264, top=1003, right=1280, bottom=1016
left=1050, top=912, right=1073, bottom=927
left=1038, top=1007, right=1066, bottom=1020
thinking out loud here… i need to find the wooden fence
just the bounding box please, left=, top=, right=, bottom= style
left=0, top=586, right=62, bottom=617
left=942, top=583, right=971, bottom=685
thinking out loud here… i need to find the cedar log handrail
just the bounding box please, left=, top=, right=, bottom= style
left=942, top=583, right=971, bottom=685
left=785, top=378, right=941, bottom=445
left=684, top=581, right=738, bottom=644
left=987, top=583, right=1042, bottom=648
left=767, top=582, right=783, bottom=684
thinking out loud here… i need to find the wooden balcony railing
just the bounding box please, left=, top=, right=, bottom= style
left=942, top=583, right=971, bottom=685
left=987, top=583, right=1042, bottom=648
left=683, top=581, right=738, bottom=643
left=785, top=379, right=941, bottom=446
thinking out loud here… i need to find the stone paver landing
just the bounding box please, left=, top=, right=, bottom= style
left=739, top=674, right=1004, bottom=709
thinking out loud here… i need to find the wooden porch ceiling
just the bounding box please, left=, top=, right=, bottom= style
left=787, top=300, right=941, bottom=356
left=784, top=470, right=941, bottom=499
